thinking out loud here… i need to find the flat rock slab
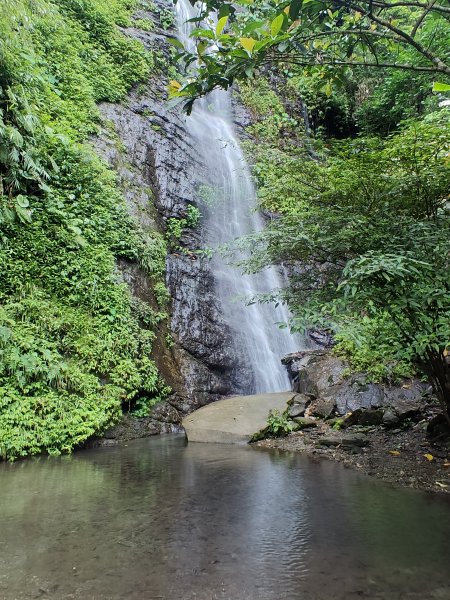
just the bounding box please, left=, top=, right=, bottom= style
left=183, top=392, right=296, bottom=444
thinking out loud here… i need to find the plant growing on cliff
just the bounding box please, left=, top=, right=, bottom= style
left=266, top=409, right=294, bottom=436
left=166, top=205, right=201, bottom=245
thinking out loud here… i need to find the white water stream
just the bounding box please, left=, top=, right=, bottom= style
left=176, top=0, right=300, bottom=393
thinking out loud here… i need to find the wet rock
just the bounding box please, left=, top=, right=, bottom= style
left=149, top=401, right=182, bottom=424
left=308, top=328, right=335, bottom=349
left=282, top=351, right=385, bottom=414
left=309, top=398, right=336, bottom=419
left=293, top=417, right=317, bottom=429
left=317, top=436, right=341, bottom=447
left=331, top=379, right=385, bottom=414
left=92, top=6, right=256, bottom=419
left=283, top=350, right=343, bottom=396
left=341, top=434, right=369, bottom=448
left=287, top=392, right=314, bottom=406
left=287, top=393, right=311, bottom=418
left=104, top=417, right=158, bottom=440
left=282, top=350, right=430, bottom=423
left=393, top=400, right=422, bottom=422
left=384, top=383, right=427, bottom=407
left=344, top=408, right=383, bottom=427
left=288, top=404, right=304, bottom=418
left=167, top=394, right=195, bottom=415
left=382, top=408, right=400, bottom=428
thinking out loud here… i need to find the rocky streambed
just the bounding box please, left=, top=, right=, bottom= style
left=255, top=350, right=450, bottom=494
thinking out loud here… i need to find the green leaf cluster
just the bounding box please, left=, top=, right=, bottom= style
left=172, top=0, right=450, bottom=108
left=0, top=0, right=168, bottom=459
left=238, top=79, right=298, bottom=142
left=166, top=204, right=201, bottom=246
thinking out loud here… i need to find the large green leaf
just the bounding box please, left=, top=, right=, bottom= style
left=433, top=81, right=450, bottom=92
left=270, top=13, right=284, bottom=37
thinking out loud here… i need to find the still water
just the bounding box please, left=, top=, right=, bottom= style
left=0, top=435, right=449, bottom=600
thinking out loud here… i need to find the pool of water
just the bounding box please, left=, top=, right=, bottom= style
left=0, top=435, right=449, bottom=599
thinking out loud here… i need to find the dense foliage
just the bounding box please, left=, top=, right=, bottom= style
left=0, top=0, right=169, bottom=459
left=170, top=0, right=450, bottom=109
left=237, top=75, right=450, bottom=417
left=177, top=2, right=450, bottom=419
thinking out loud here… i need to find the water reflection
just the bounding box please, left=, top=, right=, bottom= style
left=0, top=436, right=449, bottom=599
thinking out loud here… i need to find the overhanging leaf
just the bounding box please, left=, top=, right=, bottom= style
left=167, top=37, right=184, bottom=49
left=239, top=37, right=256, bottom=53
left=216, top=16, right=228, bottom=36
left=271, top=13, right=284, bottom=37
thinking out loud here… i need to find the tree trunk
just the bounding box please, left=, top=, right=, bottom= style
left=420, top=349, right=450, bottom=425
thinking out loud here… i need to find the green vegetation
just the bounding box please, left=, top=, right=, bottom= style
left=0, top=0, right=169, bottom=459
left=251, top=409, right=294, bottom=441
left=265, top=409, right=294, bottom=436
left=166, top=205, right=201, bottom=247
left=170, top=0, right=450, bottom=111
left=242, top=99, right=450, bottom=418
left=239, top=93, right=450, bottom=417
left=157, top=7, right=175, bottom=30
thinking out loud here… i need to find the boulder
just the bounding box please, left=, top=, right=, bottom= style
left=332, top=380, right=385, bottom=414
left=282, top=351, right=386, bottom=415
left=344, top=408, right=383, bottom=427
left=382, top=408, right=400, bottom=427
left=287, top=393, right=312, bottom=418
left=293, top=417, right=318, bottom=429
left=389, top=400, right=422, bottom=422
left=282, top=350, right=429, bottom=424
left=317, top=436, right=341, bottom=447
left=341, top=433, right=369, bottom=448
left=282, top=350, right=343, bottom=396
left=309, top=398, right=336, bottom=419
left=288, top=404, right=305, bottom=418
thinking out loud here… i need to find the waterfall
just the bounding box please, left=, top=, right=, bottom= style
left=175, top=0, right=301, bottom=393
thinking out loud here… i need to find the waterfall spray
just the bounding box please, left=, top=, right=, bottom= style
left=175, top=0, right=301, bottom=393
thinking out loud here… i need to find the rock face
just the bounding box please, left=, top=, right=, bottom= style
left=91, top=1, right=255, bottom=440
left=282, top=350, right=430, bottom=424
left=90, top=405, right=183, bottom=447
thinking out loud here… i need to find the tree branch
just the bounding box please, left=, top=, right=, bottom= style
left=293, top=28, right=400, bottom=42
left=411, top=0, right=438, bottom=38
left=271, top=55, right=448, bottom=73
left=366, top=0, right=450, bottom=15
left=351, top=1, right=450, bottom=75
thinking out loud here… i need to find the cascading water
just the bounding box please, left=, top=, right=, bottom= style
left=176, top=0, right=301, bottom=393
